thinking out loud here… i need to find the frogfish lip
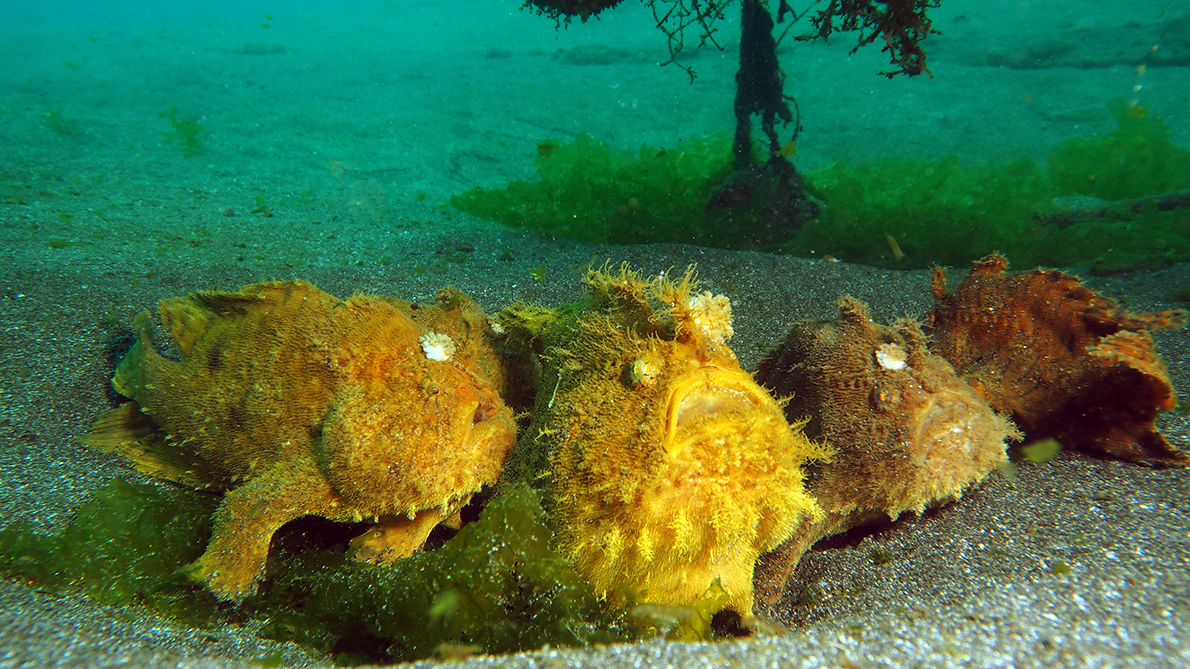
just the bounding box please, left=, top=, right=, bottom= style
left=453, top=398, right=493, bottom=449
left=662, top=365, right=771, bottom=457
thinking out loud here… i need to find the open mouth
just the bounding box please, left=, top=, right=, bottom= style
left=662, top=365, right=770, bottom=457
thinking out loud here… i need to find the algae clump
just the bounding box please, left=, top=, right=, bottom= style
left=1, top=478, right=627, bottom=664
left=1041, top=207, right=1190, bottom=274
left=1049, top=98, right=1190, bottom=200
left=42, top=109, right=82, bottom=137
left=794, top=98, right=1190, bottom=270
left=789, top=155, right=1053, bottom=268
left=162, top=108, right=208, bottom=156
left=451, top=133, right=761, bottom=247
left=453, top=99, right=1190, bottom=272
left=0, top=478, right=220, bottom=624
left=248, top=483, right=627, bottom=663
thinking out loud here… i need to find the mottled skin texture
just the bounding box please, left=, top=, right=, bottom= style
left=930, top=253, right=1188, bottom=467
left=503, top=265, right=824, bottom=615
left=753, top=297, right=1016, bottom=606
left=84, top=281, right=516, bottom=601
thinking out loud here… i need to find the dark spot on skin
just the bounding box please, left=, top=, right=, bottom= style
left=226, top=403, right=248, bottom=430
left=207, top=347, right=224, bottom=371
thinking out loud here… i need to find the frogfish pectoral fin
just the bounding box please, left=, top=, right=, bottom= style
left=349, top=506, right=451, bottom=566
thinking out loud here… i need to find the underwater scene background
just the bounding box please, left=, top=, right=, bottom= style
left=1, top=0, right=1189, bottom=666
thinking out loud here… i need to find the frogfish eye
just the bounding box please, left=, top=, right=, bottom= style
left=625, top=358, right=648, bottom=386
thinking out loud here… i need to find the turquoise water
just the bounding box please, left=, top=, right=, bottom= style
left=3, top=0, right=1188, bottom=265
left=2, top=1, right=1190, bottom=666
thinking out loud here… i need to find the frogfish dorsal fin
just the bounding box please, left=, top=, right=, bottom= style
left=158, top=281, right=329, bottom=353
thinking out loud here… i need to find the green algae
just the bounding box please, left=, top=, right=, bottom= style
left=161, top=108, right=208, bottom=156
left=42, top=109, right=82, bottom=137
left=246, top=483, right=627, bottom=663
left=1049, top=98, right=1190, bottom=200
left=1, top=478, right=626, bottom=664
left=789, top=154, right=1053, bottom=268
left=453, top=99, right=1190, bottom=272
left=451, top=132, right=749, bottom=248
left=627, top=578, right=730, bottom=642
left=1041, top=208, right=1190, bottom=274
left=1016, top=438, right=1063, bottom=465
left=0, top=478, right=221, bottom=624
left=792, top=99, right=1190, bottom=270
left=1047, top=559, right=1073, bottom=576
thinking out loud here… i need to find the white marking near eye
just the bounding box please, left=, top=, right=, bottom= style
left=420, top=332, right=455, bottom=361
left=875, top=342, right=907, bottom=370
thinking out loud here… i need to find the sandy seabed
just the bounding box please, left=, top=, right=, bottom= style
left=2, top=0, right=1190, bottom=666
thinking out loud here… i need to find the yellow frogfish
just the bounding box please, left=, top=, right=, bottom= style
left=497, top=264, right=826, bottom=616
left=83, top=280, right=517, bottom=602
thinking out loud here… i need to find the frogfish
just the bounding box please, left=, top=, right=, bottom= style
left=497, top=263, right=826, bottom=616
left=753, top=297, right=1018, bottom=605
left=84, top=280, right=517, bottom=602
left=929, top=253, right=1188, bottom=467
